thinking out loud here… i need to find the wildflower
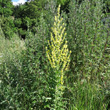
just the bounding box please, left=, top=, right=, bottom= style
left=46, top=5, right=71, bottom=86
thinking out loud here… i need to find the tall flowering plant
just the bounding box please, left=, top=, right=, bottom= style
left=46, top=5, right=71, bottom=109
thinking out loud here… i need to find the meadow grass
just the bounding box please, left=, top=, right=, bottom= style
left=0, top=34, right=25, bottom=64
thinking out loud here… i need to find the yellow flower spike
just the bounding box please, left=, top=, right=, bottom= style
left=61, top=70, right=64, bottom=85
left=46, top=5, right=71, bottom=91
left=55, top=16, right=57, bottom=21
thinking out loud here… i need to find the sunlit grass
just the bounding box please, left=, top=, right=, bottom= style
left=0, top=34, right=25, bottom=64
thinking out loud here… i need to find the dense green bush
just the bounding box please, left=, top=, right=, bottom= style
left=66, top=0, right=110, bottom=109
left=67, top=0, right=109, bottom=80
left=0, top=16, right=17, bottom=39
left=0, top=0, right=13, bottom=17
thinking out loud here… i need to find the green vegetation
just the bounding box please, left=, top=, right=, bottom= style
left=0, top=0, right=110, bottom=110
left=0, top=0, right=13, bottom=17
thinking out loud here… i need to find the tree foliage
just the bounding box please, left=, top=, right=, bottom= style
left=0, top=0, right=13, bottom=17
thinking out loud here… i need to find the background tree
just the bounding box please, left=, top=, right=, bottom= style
left=0, top=0, right=13, bottom=17
left=104, top=0, right=110, bottom=14
left=13, top=0, right=48, bottom=39
left=0, top=0, right=15, bottom=39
